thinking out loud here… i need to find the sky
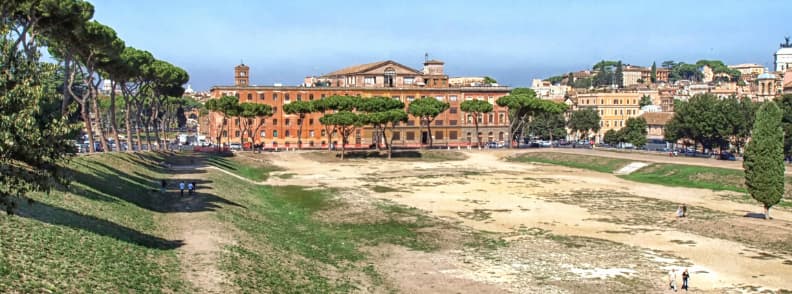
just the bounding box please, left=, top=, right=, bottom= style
left=90, top=0, right=792, bottom=91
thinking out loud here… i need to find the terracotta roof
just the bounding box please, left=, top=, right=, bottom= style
left=321, top=60, right=421, bottom=77
left=641, top=112, right=674, bottom=126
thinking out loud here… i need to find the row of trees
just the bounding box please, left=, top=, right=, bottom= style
left=204, top=88, right=570, bottom=158
left=1, top=0, right=188, bottom=213
left=664, top=94, right=757, bottom=153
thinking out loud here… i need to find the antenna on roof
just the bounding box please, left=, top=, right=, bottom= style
left=425, top=53, right=428, bottom=62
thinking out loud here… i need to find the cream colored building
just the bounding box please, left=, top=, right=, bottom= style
left=776, top=37, right=792, bottom=72
left=622, top=69, right=643, bottom=86
left=575, top=92, right=642, bottom=142
left=728, top=63, right=765, bottom=76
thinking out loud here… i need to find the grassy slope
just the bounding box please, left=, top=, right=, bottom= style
left=207, top=155, right=438, bottom=293
left=207, top=154, right=284, bottom=181
left=509, top=152, right=633, bottom=173
left=0, top=153, right=185, bottom=293
left=510, top=152, right=791, bottom=208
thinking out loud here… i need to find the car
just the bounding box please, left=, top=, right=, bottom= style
left=229, top=143, right=242, bottom=151
left=718, top=151, right=737, bottom=161
left=486, top=141, right=505, bottom=149
left=539, top=140, right=552, bottom=147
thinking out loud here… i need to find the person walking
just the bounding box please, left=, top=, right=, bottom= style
left=160, top=180, right=167, bottom=193
left=179, top=181, right=185, bottom=197
left=669, top=268, right=677, bottom=291
left=682, top=268, right=690, bottom=291
left=187, top=182, right=194, bottom=196
left=191, top=181, right=197, bottom=194
left=682, top=204, right=688, bottom=217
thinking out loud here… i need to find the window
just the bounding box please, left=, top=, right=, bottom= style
left=309, top=119, right=314, bottom=125
left=478, top=115, right=483, bottom=124
left=272, top=107, right=277, bottom=113
left=364, top=76, right=375, bottom=84
left=247, top=93, right=252, bottom=100
left=260, top=131, right=266, bottom=138
left=450, top=107, right=457, bottom=114
left=392, top=131, right=401, bottom=140
left=273, top=93, right=278, bottom=101
left=309, top=94, right=314, bottom=100
left=406, top=132, right=415, bottom=140
left=450, top=120, right=457, bottom=126
left=273, top=130, right=278, bottom=138
left=235, top=93, right=240, bottom=99
left=285, top=130, right=290, bottom=137
left=450, top=95, right=458, bottom=102
left=392, top=96, right=400, bottom=100
left=309, top=130, right=315, bottom=137
left=407, top=120, right=415, bottom=126
left=285, top=94, right=290, bottom=101
left=321, top=94, right=326, bottom=99
left=297, top=94, right=302, bottom=101
left=435, top=96, right=444, bottom=101
left=259, top=93, right=265, bottom=100
left=273, top=119, right=278, bottom=125
left=235, top=118, right=240, bottom=126
left=449, top=131, right=458, bottom=140
left=347, top=76, right=355, bottom=85
left=404, top=77, right=414, bottom=85
left=222, top=130, right=227, bottom=137
left=435, top=120, right=443, bottom=126
left=488, top=113, right=494, bottom=123
left=499, top=112, right=505, bottom=123
left=435, top=131, right=444, bottom=140
left=467, top=114, right=473, bottom=123
left=321, top=129, right=326, bottom=136
left=407, top=96, right=415, bottom=102
left=285, top=119, right=290, bottom=126
left=234, top=130, right=240, bottom=137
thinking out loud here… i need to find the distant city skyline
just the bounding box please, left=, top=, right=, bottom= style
left=90, top=0, right=791, bottom=90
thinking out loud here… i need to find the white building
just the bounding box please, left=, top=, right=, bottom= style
left=530, top=79, right=568, bottom=100
left=776, top=37, right=792, bottom=72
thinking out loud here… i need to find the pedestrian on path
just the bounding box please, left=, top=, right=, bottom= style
left=682, top=268, right=689, bottom=291
left=187, top=182, right=194, bottom=195
left=160, top=180, right=167, bottom=193
left=191, top=181, right=197, bottom=194
left=669, top=268, right=677, bottom=291
left=179, top=181, right=185, bottom=197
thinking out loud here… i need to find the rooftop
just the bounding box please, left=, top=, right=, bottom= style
left=321, top=60, right=421, bottom=77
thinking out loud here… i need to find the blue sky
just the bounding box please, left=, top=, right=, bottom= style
left=90, top=0, right=791, bottom=90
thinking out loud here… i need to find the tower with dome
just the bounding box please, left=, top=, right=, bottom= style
left=776, top=36, right=792, bottom=72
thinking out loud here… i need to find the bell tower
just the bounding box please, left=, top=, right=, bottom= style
left=235, top=63, right=250, bottom=86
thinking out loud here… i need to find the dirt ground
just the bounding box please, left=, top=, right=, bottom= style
left=238, top=149, right=792, bottom=293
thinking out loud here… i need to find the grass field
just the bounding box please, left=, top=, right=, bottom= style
left=206, top=154, right=284, bottom=181
left=508, top=152, right=633, bottom=173
left=210, top=170, right=439, bottom=293
left=510, top=152, right=791, bottom=208
left=0, top=153, right=186, bottom=293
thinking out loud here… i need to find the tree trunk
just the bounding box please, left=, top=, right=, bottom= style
left=474, top=114, right=481, bottom=149
left=109, top=81, right=122, bottom=151
left=91, top=92, right=109, bottom=152
left=325, top=125, right=333, bottom=151
left=61, top=56, right=72, bottom=115
left=387, top=124, right=394, bottom=159
left=340, top=128, right=347, bottom=160
left=297, top=114, right=304, bottom=149
left=427, top=118, right=434, bottom=148
left=765, top=205, right=771, bottom=220
left=81, top=101, right=96, bottom=153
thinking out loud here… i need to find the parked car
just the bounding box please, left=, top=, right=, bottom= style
left=487, top=141, right=505, bottom=148
left=718, top=151, right=737, bottom=161
left=229, top=143, right=242, bottom=151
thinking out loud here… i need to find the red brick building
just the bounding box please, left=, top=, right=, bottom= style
left=208, top=60, right=512, bottom=148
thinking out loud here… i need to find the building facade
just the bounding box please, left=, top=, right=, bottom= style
left=208, top=61, right=512, bottom=148
left=776, top=37, right=792, bottom=72
left=574, top=92, right=642, bottom=141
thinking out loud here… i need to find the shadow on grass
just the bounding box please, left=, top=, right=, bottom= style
left=58, top=157, right=243, bottom=213
left=15, top=199, right=184, bottom=250
left=744, top=212, right=769, bottom=219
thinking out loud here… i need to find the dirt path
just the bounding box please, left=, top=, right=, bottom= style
left=162, top=166, right=235, bottom=293
left=251, top=150, right=792, bottom=292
